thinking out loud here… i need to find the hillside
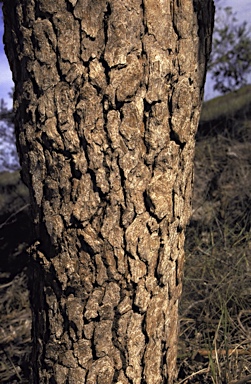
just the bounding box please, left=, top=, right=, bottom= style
left=179, top=86, right=251, bottom=383
left=0, top=86, right=251, bottom=383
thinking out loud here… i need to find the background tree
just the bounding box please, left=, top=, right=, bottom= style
left=0, top=95, right=19, bottom=172
left=208, top=6, right=251, bottom=94
left=0, top=2, right=18, bottom=172
left=2, top=0, right=214, bottom=383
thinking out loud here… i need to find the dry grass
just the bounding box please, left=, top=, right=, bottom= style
left=177, top=91, right=251, bottom=383
left=0, top=272, right=31, bottom=383
left=0, top=171, right=31, bottom=383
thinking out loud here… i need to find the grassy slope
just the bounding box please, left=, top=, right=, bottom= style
left=178, top=86, right=251, bottom=383
left=201, top=84, right=251, bottom=123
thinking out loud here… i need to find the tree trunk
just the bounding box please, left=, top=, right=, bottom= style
left=3, top=0, right=214, bottom=382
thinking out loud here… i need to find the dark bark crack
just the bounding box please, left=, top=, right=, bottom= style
left=100, top=2, right=112, bottom=85
left=169, top=128, right=186, bottom=149
left=141, top=0, right=149, bottom=35
left=79, top=236, right=96, bottom=258
left=103, top=2, right=111, bottom=46
left=100, top=56, right=111, bottom=86
left=143, top=191, right=162, bottom=224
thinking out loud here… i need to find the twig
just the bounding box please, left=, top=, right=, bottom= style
left=178, top=367, right=209, bottom=384
left=186, top=348, right=251, bottom=357
left=0, top=281, right=13, bottom=289
left=229, top=374, right=251, bottom=384
left=0, top=204, right=30, bottom=229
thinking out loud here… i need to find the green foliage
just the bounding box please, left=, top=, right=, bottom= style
left=209, top=7, right=251, bottom=94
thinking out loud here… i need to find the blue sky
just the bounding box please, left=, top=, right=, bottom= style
left=0, top=4, right=13, bottom=108
left=1, top=1, right=251, bottom=108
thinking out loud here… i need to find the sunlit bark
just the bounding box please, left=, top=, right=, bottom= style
left=3, top=0, right=214, bottom=382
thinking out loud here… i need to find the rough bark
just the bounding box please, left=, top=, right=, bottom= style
left=3, top=0, right=214, bottom=383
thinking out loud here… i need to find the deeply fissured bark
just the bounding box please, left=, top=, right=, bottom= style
left=3, top=0, right=214, bottom=383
